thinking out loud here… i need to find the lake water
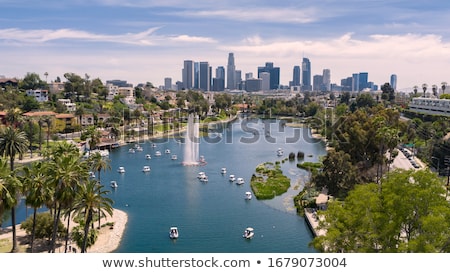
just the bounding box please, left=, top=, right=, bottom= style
left=7, top=116, right=327, bottom=253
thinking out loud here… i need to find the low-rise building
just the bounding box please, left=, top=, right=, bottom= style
left=26, top=89, right=49, bottom=102
left=408, top=97, right=450, bottom=117
left=58, top=99, right=77, bottom=112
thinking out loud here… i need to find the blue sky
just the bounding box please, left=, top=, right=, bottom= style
left=1, top=0, right=450, bottom=90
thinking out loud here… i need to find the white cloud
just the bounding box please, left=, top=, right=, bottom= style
left=0, top=27, right=216, bottom=46
left=177, top=7, right=320, bottom=24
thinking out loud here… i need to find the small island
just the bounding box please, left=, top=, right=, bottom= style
left=250, top=161, right=291, bottom=200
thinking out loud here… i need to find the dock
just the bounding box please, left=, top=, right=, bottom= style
left=304, top=208, right=326, bottom=237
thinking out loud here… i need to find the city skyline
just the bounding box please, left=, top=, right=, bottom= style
left=1, top=1, right=450, bottom=91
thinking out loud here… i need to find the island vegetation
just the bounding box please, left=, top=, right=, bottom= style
left=250, top=162, right=291, bottom=200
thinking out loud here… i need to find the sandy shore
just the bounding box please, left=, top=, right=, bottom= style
left=0, top=208, right=127, bottom=253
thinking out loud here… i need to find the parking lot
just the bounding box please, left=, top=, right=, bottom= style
left=390, top=147, right=424, bottom=171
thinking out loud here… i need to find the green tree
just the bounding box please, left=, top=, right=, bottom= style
left=88, top=152, right=111, bottom=183
left=381, top=83, right=395, bottom=102
left=312, top=169, right=450, bottom=252
left=19, top=72, right=48, bottom=90
left=21, top=161, right=53, bottom=252
left=0, top=126, right=29, bottom=171
left=72, top=180, right=113, bottom=253
left=20, top=212, right=65, bottom=244
left=312, top=150, right=361, bottom=198
left=22, top=118, right=38, bottom=158
left=46, top=142, right=87, bottom=253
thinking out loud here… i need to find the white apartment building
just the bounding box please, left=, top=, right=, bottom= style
left=58, top=99, right=76, bottom=112
left=26, top=89, right=48, bottom=102
left=408, top=97, right=450, bottom=117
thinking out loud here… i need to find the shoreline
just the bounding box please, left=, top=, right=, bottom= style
left=0, top=208, right=127, bottom=253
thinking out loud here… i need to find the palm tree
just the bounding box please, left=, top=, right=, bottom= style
left=22, top=117, right=38, bottom=158
left=72, top=179, right=113, bottom=253
left=43, top=116, right=52, bottom=148
left=47, top=144, right=87, bottom=253
left=5, top=108, right=23, bottom=128
left=87, top=152, right=111, bottom=229
left=0, top=167, right=21, bottom=253
left=432, top=84, right=438, bottom=97
left=38, top=118, right=43, bottom=155
left=0, top=127, right=29, bottom=253
left=21, top=161, right=53, bottom=253
left=89, top=152, right=111, bottom=183
left=442, top=82, right=447, bottom=95
left=0, top=158, right=11, bottom=228
left=422, top=83, right=428, bottom=97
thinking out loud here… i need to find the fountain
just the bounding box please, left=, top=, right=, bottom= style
left=182, top=114, right=205, bottom=166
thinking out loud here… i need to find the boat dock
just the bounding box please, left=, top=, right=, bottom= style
left=304, top=208, right=326, bottom=237
left=304, top=187, right=329, bottom=237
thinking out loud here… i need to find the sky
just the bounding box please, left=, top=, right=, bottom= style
left=1, top=0, right=450, bottom=91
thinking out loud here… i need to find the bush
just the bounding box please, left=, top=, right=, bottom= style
left=20, top=212, right=66, bottom=241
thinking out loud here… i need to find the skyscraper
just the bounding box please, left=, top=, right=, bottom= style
left=258, top=62, right=280, bottom=90
left=322, top=69, right=331, bottom=91
left=292, top=65, right=301, bottom=87
left=199, top=61, right=210, bottom=91
left=194, top=62, right=199, bottom=89
left=260, top=72, right=270, bottom=90
left=390, top=74, right=397, bottom=90
left=227, top=53, right=236, bottom=90
left=352, top=73, right=359, bottom=92
left=164, top=77, right=172, bottom=90
left=216, top=66, right=225, bottom=80
left=182, top=60, right=194, bottom=90
left=301, top=58, right=312, bottom=91
left=359, top=72, right=368, bottom=91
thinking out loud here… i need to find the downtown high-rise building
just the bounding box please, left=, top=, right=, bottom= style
left=258, top=62, right=280, bottom=90
left=182, top=60, right=194, bottom=90
left=358, top=72, right=368, bottom=91
left=260, top=72, right=270, bottom=91
left=213, top=66, right=225, bottom=91
left=352, top=73, right=359, bottom=92
left=164, top=77, right=172, bottom=90
left=302, top=58, right=312, bottom=91
left=322, top=69, right=331, bottom=91
left=292, top=65, right=301, bottom=87
left=227, top=53, right=236, bottom=90
left=390, top=74, right=397, bottom=90
left=199, top=61, right=210, bottom=91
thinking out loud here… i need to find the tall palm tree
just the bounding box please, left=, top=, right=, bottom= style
left=22, top=117, right=38, bottom=158
left=47, top=146, right=87, bottom=253
left=72, top=179, right=113, bottom=253
left=38, top=118, right=43, bottom=155
left=0, top=158, right=11, bottom=227
left=87, top=152, right=111, bottom=229
left=88, top=152, right=111, bottom=183
left=422, top=83, right=428, bottom=97
left=442, top=82, right=447, bottom=95
left=0, top=165, right=22, bottom=253
left=0, top=126, right=29, bottom=252
left=43, top=116, right=52, bottom=148
left=21, top=161, right=53, bottom=252
left=432, top=84, right=438, bottom=97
